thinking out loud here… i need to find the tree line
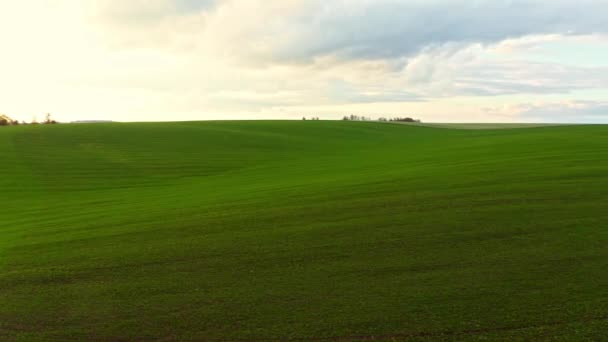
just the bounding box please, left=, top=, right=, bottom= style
left=0, top=113, right=58, bottom=126
left=342, top=115, right=421, bottom=123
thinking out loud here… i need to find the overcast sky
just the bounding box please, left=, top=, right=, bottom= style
left=1, top=0, right=608, bottom=123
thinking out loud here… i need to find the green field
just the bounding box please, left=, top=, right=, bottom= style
left=395, top=122, right=570, bottom=130
left=2, top=121, right=608, bottom=341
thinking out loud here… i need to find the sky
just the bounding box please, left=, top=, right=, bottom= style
left=1, top=0, right=608, bottom=123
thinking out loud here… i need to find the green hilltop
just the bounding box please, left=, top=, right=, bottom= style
left=1, top=121, right=607, bottom=340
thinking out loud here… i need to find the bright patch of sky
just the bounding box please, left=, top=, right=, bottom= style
left=527, top=42, right=608, bottom=67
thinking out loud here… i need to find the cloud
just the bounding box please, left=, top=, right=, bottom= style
left=2, top=0, right=608, bottom=122
left=510, top=101, right=608, bottom=123
left=264, top=0, right=608, bottom=63
left=92, top=0, right=608, bottom=63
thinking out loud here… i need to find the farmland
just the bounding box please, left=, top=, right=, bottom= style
left=1, top=121, right=607, bottom=340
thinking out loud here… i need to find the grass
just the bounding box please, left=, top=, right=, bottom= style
left=391, top=122, right=571, bottom=129
left=1, top=121, right=608, bottom=341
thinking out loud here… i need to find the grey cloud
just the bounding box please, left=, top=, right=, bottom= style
left=267, top=0, right=608, bottom=62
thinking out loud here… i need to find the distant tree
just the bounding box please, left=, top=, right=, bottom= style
left=302, top=116, right=307, bottom=121
left=44, top=113, right=57, bottom=124
left=391, top=117, right=420, bottom=123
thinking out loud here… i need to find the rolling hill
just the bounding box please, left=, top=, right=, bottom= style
left=1, top=121, right=607, bottom=340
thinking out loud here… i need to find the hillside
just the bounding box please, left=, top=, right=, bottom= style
left=1, top=121, right=607, bottom=340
